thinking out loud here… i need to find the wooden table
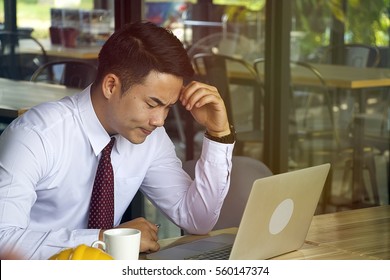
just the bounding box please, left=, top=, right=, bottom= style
left=20, top=39, right=100, bottom=61
left=228, top=62, right=390, bottom=90
left=299, top=64, right=390, bottom=89
left=0, top=78, right=79, bottom=120
left=187, top=63, right=390, bottom=156
left=304, top=205, right=390, bottom=260
left=144, top=205, right=390, bottom=260
left=304, top=64, right=389, bottom=200
left=255, top=63, right=390, bottom=204
left=313, top=65, right=390, bottom=205
left=41, top=41, right=100, bottom=61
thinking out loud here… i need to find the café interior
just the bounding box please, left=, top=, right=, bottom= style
left=0, top=0, right=389, bottom=241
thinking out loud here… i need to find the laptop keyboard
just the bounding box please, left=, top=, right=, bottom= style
left=184, top=244, right=233, bottom=260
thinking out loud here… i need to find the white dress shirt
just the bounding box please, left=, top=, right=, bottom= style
left=0, top=87, right=233, bottom=260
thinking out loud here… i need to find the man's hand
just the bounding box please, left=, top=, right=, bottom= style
left=100, top=217, right=160, bottom=253
left=180, top=81, right=231, bottom=137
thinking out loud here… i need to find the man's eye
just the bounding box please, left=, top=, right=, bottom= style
left=147, top=103, right=156, bottom=108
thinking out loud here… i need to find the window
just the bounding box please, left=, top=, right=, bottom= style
left=0, top=0, right=94, bottom=39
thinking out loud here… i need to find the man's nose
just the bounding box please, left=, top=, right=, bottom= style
left=150, top=112, right=166, bottom=127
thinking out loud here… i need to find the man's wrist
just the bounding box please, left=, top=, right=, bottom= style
left=205, top=125, right=236, bottom=144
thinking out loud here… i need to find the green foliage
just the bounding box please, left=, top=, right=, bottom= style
left=13, top=0, right=93, bottom=39
left=293, top=0, right=389, bottom=59
left=20, top=0, right=38, bottom=4
left=346, top=0, right=389, bottom=43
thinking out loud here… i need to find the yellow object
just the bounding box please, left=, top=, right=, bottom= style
left=49, top=244, right=113, bottom=260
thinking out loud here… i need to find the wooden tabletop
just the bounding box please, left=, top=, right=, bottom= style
left=145, top=205, right=390, bottom=260
left=21, top=39, right=100, bottom=60
left=310, top=64, right=390, bottom=89
left=0, top=78, right=79, bottom=119
left=230, top=62, right=390, bottom=90
left=306, top=205, right=390, bottom=260
left=42, top=42, right=100, bottom=60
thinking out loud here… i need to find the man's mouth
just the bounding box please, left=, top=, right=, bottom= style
left=140, top=128, right=153, bottom=135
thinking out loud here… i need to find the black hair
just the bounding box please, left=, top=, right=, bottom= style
left=96, top=21, right=194, bottom=92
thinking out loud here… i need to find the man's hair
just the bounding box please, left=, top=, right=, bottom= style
left=96, top=21, right=194, bottom=92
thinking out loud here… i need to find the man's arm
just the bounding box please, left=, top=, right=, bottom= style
left=180, top=81, right=232, bottom=138
left=0, top=126, right=98, bottom=259
left=142, top=81, right=234, bottom=234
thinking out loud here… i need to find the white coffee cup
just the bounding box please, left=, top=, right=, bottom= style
left=91, top=228, right=141, bottom=260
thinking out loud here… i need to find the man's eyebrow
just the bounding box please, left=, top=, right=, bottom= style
left=149, top=97, right=167, bottom=106
left=149, top=97, right=176, bottom=107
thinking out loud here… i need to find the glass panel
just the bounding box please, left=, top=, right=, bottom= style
left=8, top=0, right=94, bottom=39
left=0, top=1, right=4, bottom=29
left=290, top=0, right=389, bottom=213
left=155, top=0, right=389, bottom=214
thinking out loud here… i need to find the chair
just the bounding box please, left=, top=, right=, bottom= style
left=182, top=156, right=273, bottom=230
left=186, top=32, right=260, bottom=62
left=317, top=43, right=381, bottom=131
left=0, top=31, right=48, bottom=80
left=318, top=43, right=381, bottom=68
left=254, top=58, right=342, bottom=211
left=318, top=45, right=384, bottom=209
left=192, top=53, right=264, bottom=158
left=253, top=59, right=339, bottom=166
left=342, top=104, right=389, bottom=207
left=30, top=60, right=98, bottom=89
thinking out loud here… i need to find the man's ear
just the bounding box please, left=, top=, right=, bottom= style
left=102, top=74, right=120, bottom=99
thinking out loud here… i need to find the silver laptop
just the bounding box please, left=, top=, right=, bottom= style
left=147, top=163, right=330, bottom=260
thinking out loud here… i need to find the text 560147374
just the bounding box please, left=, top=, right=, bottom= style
left=215, top=266, right=270, bottom=276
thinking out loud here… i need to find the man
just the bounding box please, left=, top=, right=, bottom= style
left=0, top=21, right=234, bottom=260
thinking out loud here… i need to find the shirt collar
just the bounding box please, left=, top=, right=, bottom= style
left=78, top=86, right=112, bottom=156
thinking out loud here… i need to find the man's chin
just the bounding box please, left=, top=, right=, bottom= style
left=125, top=135, right=147, bottom=145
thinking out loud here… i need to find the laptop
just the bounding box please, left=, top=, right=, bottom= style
left=147, top=163, right=330, bottom=260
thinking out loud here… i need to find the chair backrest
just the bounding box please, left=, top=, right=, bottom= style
left=0, top=31, right=48, bottom=80
left=320, top=44, right=380, bottom=68
left=186, top=32, right=260, bottom=61
left=30, top=60, right=98, bottom=89
left=253, top=58, right=339, bottom=147
left=182, top=156, right=273, bottom=230
left=192, top=53, right=263, bottom=133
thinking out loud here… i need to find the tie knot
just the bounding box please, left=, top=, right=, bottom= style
left=102, top=137, right=115, bottom=156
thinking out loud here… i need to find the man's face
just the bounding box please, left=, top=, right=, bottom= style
left=105, top=71, right=183, bottom=144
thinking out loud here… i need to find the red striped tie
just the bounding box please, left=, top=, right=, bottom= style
left=88, top=138, right=116, bottom=229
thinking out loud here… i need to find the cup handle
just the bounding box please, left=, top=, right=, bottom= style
left=91, top=240, right=106, bottom=251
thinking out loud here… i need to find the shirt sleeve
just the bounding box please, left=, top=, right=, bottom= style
left=0, top=125, right=98, bottom=260
left=141, top=135, right=234, bottom=235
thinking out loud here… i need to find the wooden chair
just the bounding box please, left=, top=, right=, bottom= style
left=0, top=31, right=48, bottom=80
left=192, top=53, right=264, bottom=158
left=30, top=60, right=97, bottom=89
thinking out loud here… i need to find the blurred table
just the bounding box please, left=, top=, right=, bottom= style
left=144, top=205, right=389, bottom=260
left=44, top=45, right=100, bottom=60
left=229, top=63, right=390, bottom=204
left=301, top=64, right=390, bottom=89
left=0, top=78, right=79, bottom=120
left=186, top=62, right=390, bottom=160
left=20, top=39, right=101, bottom=60
left=41, top=42, right=100, bottom=60
left=311, top=65, right=390, bottom=205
